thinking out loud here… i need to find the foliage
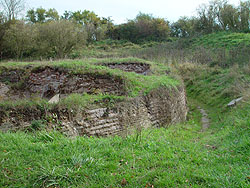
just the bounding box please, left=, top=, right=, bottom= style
left=170, top=16, right=199, bottom=37
left=60, top=10, right=113, bottom=43
left=2, top=20, right=37, bottom=59
left=110, top=13, right=170, bottom=43
left=0, top=11, right=7, bottom=59
left=26, top=8, right=59, bottom=23
left=171, top=0, right=250, bottom=37
left=36, top=20, right=86, bottom=58
left=1, top=19, right=86, bottom=59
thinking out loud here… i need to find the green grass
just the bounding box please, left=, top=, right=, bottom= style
left=192, top=32, right=250, bottom=49
left=0, top=100, right=249, bottom=187
left=178, top=63, right=250, bottom=107
left=69, top=39, right=162, bottom=59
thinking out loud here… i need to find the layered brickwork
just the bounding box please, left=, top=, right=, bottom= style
left=0, top=63, right=188, bottom=137
left=0, top=86, right=187, bottom=137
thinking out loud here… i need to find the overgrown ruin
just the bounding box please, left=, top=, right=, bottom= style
left=0, top=59, right=188, bottom=137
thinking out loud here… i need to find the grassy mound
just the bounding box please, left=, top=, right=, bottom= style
left=178, top=62, right=250, bottom=107
left=0, top=58, right=179, bottom=110
left=192, top=32, right=250, bottom=49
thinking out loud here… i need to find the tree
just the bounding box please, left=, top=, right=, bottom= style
left=0, top=10, right=5, bottom=23
left=36, top=8, right=46, bottom=23
left=37, top=20, right=86, bottom=58
left=171, top=17, right=199, bottom=37
left=26, top=8, right=59, bottom=23
left=220, top=4, right=239, bottom=30
left=239, top=0, right=250, bottom=32
left=0, top=0, right=25, bottom=20
left=26, top=8, right=36, bottom=23
left=196, top=3, right=219, bottom=33
left=111, top=13, right=170, bottom=43
left=61, top=10, right=72, bottom=20
left=0, top=11, right=6, bottom=58
left=70, top=10, right=110, bottom=42
left=2, top=20, right=36, bottom=59
left=45, top=8, right=59, bottom=21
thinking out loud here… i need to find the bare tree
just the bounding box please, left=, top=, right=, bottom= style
left=0, top=0, right=25, bottom=20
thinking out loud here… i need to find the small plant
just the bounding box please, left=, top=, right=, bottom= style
left=31, top=120, right=46, bottom=130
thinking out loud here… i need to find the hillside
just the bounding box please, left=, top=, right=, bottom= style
left=192, top=32, right=250, bottom=49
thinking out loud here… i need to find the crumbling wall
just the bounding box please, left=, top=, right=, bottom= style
left=72, top=86, right=187, bottom=137
left=0, top=86, right=188, bottom=137
left=0, top=64, right=188, bottom=137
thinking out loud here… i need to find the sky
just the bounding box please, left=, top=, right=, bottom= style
left=26, top=0, right=241, bottom=24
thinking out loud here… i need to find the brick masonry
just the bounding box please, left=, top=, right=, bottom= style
left=0, top=66, right=188, bottom=137
left=0, top=86, right=187, bottom=137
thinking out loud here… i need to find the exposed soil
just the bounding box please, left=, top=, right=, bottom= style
left=102, top=62, right=151, bottom=75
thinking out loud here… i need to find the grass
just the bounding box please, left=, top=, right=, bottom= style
left=0, top=100, right=249, bottom=187
left=192, top=32, right=250, bottom=49
left=178, top=62, right=250, bottom=107
left=69, top=40, right=161, bottom=59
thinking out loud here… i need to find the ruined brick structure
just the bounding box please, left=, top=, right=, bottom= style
left=0, top=64, right=188, bottom=137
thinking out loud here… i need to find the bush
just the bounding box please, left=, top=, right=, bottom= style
left=110, top=13, right=170, bottom=43
left=36, top=20, right=86, bottom=58
left=2, top=20, right=37, bottom=59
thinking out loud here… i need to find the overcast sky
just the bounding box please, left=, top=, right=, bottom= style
left=26, top=0, right=240, bottom=24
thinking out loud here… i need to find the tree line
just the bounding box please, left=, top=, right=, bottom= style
left=171, top=0, right=250, bottom=37
left=0, top=0, right=250, bottom=60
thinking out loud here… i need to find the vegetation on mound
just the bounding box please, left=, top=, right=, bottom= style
left=0, top=58, right=179, bottom=109
left=0, top=94, right=124, bottom=111
left=178, top=62, right=250, bottom=107
left=192, top=32, right=250, bottom=49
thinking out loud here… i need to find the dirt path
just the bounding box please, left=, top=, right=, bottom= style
left=198, top=106, right=210, bottom=131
